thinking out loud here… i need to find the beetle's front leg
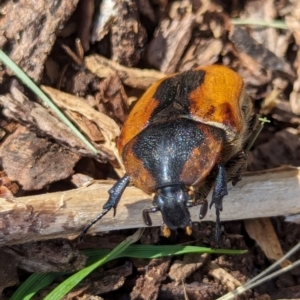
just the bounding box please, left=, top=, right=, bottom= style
left=210, top=164, right=228, bottom=243
left=80, top=174, right=130, bottom=241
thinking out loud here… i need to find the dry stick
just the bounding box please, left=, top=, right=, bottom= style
left=0, top=167, right=299, bottom=246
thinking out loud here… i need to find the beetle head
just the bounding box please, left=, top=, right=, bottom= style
left=143, top=185, right=193, bottom=236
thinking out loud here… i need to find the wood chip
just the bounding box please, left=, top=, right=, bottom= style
left=85, top=54, right=165, bottom=89
left=0, top=0, right=79, bottom=82
left=147, top=1, right=195, bottom=73
left=111, top=0, right=147, bottom=66
left=0, top=126, right=79, bottom=191
left=180, top=38, right=223, bottom=71
left=77, top=0, right=95, bottom=51
left=0, top=86, right=96, bottom=159
left=41, top=85, right=125, bottom=175
left=65, top=262, right=132, bottom=298
left=91, top=0, right=118, bottom=43
left=3, top=240, right=86, bottom=273
left=0, top=250, right=19, bottom=293
left=130, top=258, right=171, bottom=300
left=168, top=253, right=209, bottom=283
left=229, top=25, right=295, bottom=78
left=244, top=218, right=291, bottom=267
left=97, top=72, right=128, bottom=125
left=208, top=262, right=242, bottom=291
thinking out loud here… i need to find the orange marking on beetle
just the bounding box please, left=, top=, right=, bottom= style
left=118, top=76, right=175, bottom=153
left=162, top=225, right=171, bottom=237
left=122, top=137, right=156, bottom=193
left=185, top=226, right=192, bottom=236
left=188, top=65, right=244, bottom=136
left=180, top=124, right=224, bottom=186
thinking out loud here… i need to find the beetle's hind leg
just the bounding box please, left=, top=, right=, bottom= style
left=225, top=150, right=247, bottom=186
left=79, top=174, right=130, bottom=242
left=210, top=164, right=228, bottom=243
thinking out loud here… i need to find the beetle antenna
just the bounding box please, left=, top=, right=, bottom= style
left=79, top=207, right=111, bottom=243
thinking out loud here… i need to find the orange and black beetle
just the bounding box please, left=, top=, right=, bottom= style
left=83, top=65, right=255, bottom=241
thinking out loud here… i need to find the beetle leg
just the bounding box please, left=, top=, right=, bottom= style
left=143, top=206, right=160, bottom=226
left=199, top=199, right=208, bottom=219
left=103, top=174, right=131, bottom=214
left=225, top=150, right=247, bottom=186
left=80, top=174, right=130, bottom=241
left=210, top=164, right=228, bottom=243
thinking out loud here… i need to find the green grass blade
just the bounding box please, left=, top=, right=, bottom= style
left=83, top=245, right=246, bottom=261
left=231, top=18, right=288, bottom=29
left=11, top=240, right=246, bottom=300
left=43, top=228, right=144, bottom=300
left=9, top=273, right=59, bottom=300
left=0, top=50, right=98, bottom=154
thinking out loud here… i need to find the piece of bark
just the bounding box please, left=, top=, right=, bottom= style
left=97, top=72, right=129, bottom=125
left=160, top=281, right=225, bottom=300
left=285, top=2, right=300, bottom=45
left=0, top=0, right=79, bottom=82
left=229, top=25, right=295, bottom=78
left=3, top=240, right=86, bottom=273
left=147, top=2, right=195, bottom=73
left=66, top=70, right=97, bottom=97
left=0, top=251, right=19, bottom=293
left=65, top=261, right=132, bottom=298
left=41, top=85, right=124, bottom=175
left=179, top=38, right=222, bottom=72
left=111, top=0, right=147, bottom=66
left=77, top=296, right=104, bottom=300
left=168, top=253, right=209, bottom=283
left=85, top=54, right=165, bottom=89
left=243, top=0, right=278, bottom=53
left=130, top=258, right=171, bottom=300
left=208, top=262, right=242, bottom=291
left=0, top=86, right=97, bottom=159
left=0, top=126, right=79, bottom=191
left=269, top=101, right=300, bottom=127
left=0, top=167, right=299, bottom=246
left=77, top=0, right=95, bottom=52
left=0, top=171, right=19, bottom=197
left=244, top=218, right=291, bottom=268
left=91, top=0, right=118, bottom=43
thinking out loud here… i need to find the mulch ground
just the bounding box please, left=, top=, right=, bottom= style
left=0, top=0, right=300, bottom=299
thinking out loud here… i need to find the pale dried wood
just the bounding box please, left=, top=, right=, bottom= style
left=244, top=218, right=291, bottom=267
left=0, top=167, right=299, bottom=246
left=85, top=54, right=165, bottom=89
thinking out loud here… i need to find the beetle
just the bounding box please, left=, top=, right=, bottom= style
left=82, top=65, right=255, bottom=241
